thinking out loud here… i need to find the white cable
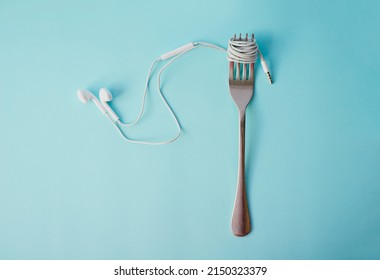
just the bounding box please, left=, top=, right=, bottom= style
left=111, top=42, right=226, bottom=145
left=116, top=58, right=160, bottom=127
left=106, top=112, right=180, bottom=145
left=227, top=37, right=259, bottom=63
left=196, top=41, right=227, bottom=53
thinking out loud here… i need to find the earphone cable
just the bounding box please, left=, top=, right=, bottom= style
left=113, top=42, right=227, bottom=145
left=117, top=42, right=227, bottom=128
left=116, top=58, right=160, bottom=127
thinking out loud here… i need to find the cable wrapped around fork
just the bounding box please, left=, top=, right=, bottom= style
left=227, top=34, right=259, bottom=63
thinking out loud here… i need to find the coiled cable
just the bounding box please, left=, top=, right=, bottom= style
left=227, top=35, right=259, bottom=63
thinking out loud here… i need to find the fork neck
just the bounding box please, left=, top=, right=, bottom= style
left=237, top=107, right=247, bottom=119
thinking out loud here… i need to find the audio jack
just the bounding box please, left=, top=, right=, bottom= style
left=259, top=51, right=273, bottom=84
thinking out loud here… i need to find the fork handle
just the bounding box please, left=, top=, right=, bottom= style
left=231, top=111, right=250, bottom=236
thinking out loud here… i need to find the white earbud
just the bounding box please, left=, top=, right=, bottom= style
left=99, top=88, right=119, bottom=121
left=77, top=89, right=108, bottom=114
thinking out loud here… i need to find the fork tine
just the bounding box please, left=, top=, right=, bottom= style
left=229, top=61, right=234, bottom=80
left=244, top=34, right=248, bottom=80
left=242, top=63, right=247, bottom=80
left=249, top=63, right=254, bottom=81
left=236, top=63, right=240, bottom=80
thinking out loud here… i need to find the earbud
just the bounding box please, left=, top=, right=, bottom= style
left=99, top=88, right=119, bottom=121
left=77, top=89, right=108, bottom=114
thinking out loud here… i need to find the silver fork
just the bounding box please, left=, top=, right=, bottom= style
left=229, top=33, right=254, bottom=236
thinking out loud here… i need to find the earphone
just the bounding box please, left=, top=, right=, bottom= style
left=77, top=89, right=108, bottom=114
left=99, top=88, right=119, bottom=121
left=77, top=36, right=272, bottom=145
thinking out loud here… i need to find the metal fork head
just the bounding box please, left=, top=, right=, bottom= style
left=229, top=33, right=255, bottom=83
left=229, top=33, right=255, bottom=111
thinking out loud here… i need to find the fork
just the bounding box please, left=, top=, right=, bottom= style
left=229, top=34, right=254, bottom=236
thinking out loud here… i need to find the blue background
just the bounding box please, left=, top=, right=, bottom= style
left=0, top=0, right=379, bottom=259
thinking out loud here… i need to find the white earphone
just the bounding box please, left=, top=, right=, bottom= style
left=77, top=38, right=272, bottom=145
left=99, top=88, right=119, bottom=121
left=77, top=89, right=108, bottom=114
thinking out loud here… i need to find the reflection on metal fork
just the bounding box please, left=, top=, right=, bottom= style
left=229, top=33, right=254, bottom=237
